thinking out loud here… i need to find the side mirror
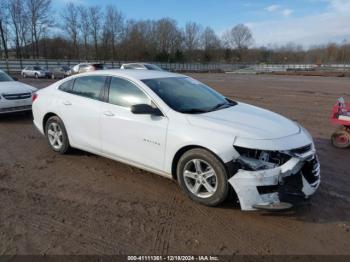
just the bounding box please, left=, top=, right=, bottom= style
left=131, top=104, right=163, bottom=116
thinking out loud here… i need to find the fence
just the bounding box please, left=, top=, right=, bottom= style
left=1, top=59, right=350, bottom=74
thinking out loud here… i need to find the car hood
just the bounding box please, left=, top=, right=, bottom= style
left=186, top=102, right=300, bottom=140
left=0, top=81, right=37, bottom=94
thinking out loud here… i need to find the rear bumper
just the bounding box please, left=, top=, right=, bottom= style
left=229, top=154, right=320, bottom=211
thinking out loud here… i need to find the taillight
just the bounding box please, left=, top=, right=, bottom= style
left=32, top=93, right=38, bottom=102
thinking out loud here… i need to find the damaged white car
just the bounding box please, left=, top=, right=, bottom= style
left=32, top=70, right=320, bottom=211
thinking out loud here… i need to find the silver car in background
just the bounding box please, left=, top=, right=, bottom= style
left=21, top=66, right=53, bottom=79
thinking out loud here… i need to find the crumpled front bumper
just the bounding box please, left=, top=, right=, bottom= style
left=228, top=152, right=320, bottom=211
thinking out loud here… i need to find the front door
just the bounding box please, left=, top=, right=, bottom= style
left=100, top=77, right=168, bottom=172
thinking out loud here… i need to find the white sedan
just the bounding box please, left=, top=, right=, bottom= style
left=32, top=70, right=320, bottom=211
left=0, top=70, right=37, bottom=114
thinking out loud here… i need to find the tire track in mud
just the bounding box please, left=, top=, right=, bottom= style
left=26, top=214, right=126, bottom=254
left=188, top=202, right=333, bottom=254
left=189, top=204, right=257, bottom=254
left=0, top=185, right=150, bottom=254
left=152, top=192, right=178, bottom=255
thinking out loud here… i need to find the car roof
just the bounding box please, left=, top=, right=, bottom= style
left=86, top=69, right=183, bottom=80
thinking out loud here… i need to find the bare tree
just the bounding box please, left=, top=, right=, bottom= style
left=103, top=5, right=124, bottom=59
left=26, top=0, right=53, bottom=58
left=184, top=22, right=201, bottom=60
left=88, top=6, right=102, bottom=59
left=78, top=5, right=90, bottom=59
left=223, top=24, right=253, bottom=50
left=8, top=0, right=29, bottom=58
left=62, top=2, right=80, bottom=58
left=155, top=18, right=182, bottom=59
left=201, top=26, right=220, bottom=50
left=0, top=0, right=9, bottom=59
left=201, top=27, right=221, bottom=62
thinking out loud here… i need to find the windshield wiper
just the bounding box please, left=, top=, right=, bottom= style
left=180, top=108, right=209, bottom=114
left=208, top=102, right=232, bottom=112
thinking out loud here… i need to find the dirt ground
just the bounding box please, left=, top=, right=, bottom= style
left=0, top=73, right=349, bottom=255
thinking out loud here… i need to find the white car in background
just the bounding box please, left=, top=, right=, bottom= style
left=120, top=63, right=163, bottom=71
left=32, top=70, right=320, bottom=211
left=0, top=70, right=37, bottom=114
left=21, top=66, right=53, bottom=79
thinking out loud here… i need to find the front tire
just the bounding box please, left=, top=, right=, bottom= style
left=177, top=148, right=229, bottom=206
left=35, top=73, right=39, bottom=79
left=45, top=116, right=70, bottom=154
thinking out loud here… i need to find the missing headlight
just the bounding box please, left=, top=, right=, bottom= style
left=237, top=156, right=276, bottom=171
left=234, top=146, right=292, bottom=171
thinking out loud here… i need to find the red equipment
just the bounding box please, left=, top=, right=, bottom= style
left=330, top=98, right=350, bottom=148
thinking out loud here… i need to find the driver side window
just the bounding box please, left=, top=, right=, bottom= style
left=108, top=77, right=151, bottom=108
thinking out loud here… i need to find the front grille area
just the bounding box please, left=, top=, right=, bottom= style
left=301, top=156, right=320, bottom=185
left=279, top=172, right=306, bottom=204
left=0, top=105, right=31, bottom=113
left=2, top=93, right=31, bottom=100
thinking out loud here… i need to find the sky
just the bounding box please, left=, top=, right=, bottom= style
left=55, top=0, right=350, bottom=47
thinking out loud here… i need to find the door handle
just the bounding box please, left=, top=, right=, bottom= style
left=103, top=111, right=115, bottom=117
left=62, top=101, right=72, bottom=106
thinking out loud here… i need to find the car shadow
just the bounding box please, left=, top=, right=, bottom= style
left=0, top=111, right=33, bottom=122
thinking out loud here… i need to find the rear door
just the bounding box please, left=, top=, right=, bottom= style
left=57, top=75, right=107, bottom=152
left=100, top=76, right=168, bottom=172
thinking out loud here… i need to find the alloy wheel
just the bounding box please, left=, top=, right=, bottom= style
left=47, top=122, right=63, bottom=150
left=183, top=159, right=218, bottom=198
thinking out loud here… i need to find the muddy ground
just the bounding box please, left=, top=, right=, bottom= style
left=0, top=73, right=349, bottom=255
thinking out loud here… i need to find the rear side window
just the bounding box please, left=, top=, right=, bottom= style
left=71, top=76, right=106, bottom=100
left=108, top=77, right=150, bottom=108
left=58, top=79, right=74, bottom=92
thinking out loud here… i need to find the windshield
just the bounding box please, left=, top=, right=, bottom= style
left=0, top=72, right=14, bottom=82
left=142, top=77, right=236, bottom=114
left=144, top=64, right=163, bottom=71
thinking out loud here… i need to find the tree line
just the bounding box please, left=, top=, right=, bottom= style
left=0, top=0, right=350, bottom=64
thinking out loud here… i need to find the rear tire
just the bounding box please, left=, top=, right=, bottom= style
left=177, top=148, right=229, bottom=207
left=45, top=116, right=70, bottom=154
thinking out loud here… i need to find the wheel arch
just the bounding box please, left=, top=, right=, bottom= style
left=171, top=145, right=230, bottom=180
left=42, top=112, right=59, bottom=134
